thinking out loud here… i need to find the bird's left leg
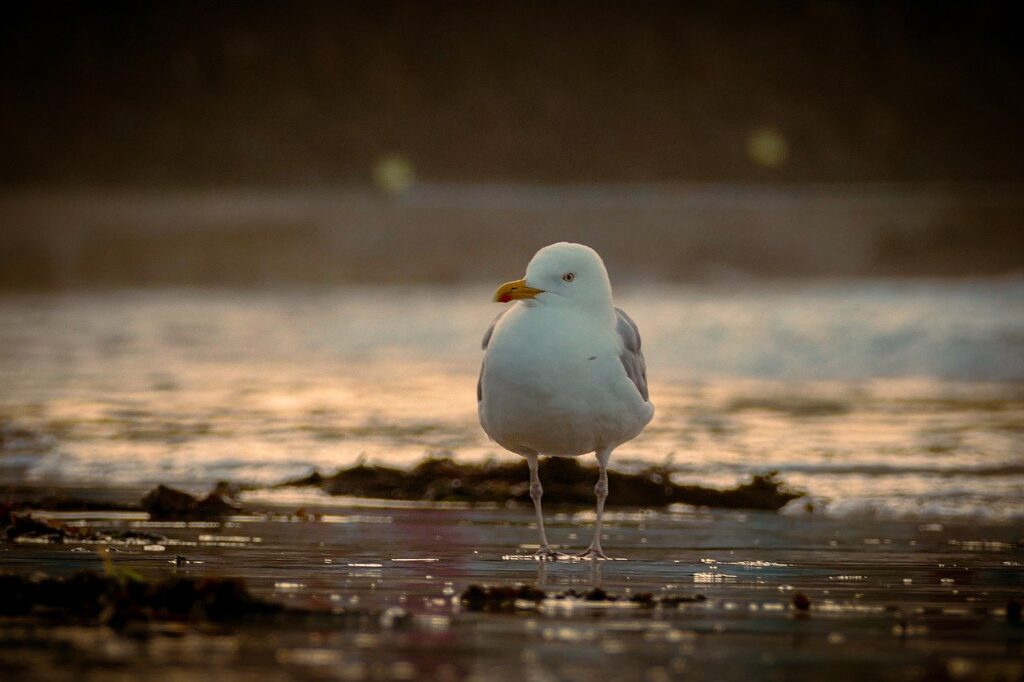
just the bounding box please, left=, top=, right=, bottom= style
left=578, top=447, right=612, bottom=560
left=525, top=452, right=564, bottom=561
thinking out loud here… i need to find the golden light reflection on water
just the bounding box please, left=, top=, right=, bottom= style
left=0, top=285, right=1022, bottom=519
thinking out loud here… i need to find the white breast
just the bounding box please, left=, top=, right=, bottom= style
left=478, top=303, right=653, bottom=456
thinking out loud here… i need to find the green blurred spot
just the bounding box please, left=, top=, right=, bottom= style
left=372, top=155, right=416, bottom=195
left=747, top=127, right=788, bottom=168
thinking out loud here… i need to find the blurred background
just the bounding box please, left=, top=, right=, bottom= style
left=1, top=2, right=1022, bottom=520
left=2, top=0, right=1023, bottom=286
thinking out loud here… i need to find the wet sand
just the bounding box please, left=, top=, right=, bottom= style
left=2, top=492, right=1022, bottom=681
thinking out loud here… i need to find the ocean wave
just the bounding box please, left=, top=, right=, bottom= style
left=781, top=495, right=1024, bottom=522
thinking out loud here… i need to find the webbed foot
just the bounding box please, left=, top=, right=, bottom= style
left=576, top=546, right=611, bottom=560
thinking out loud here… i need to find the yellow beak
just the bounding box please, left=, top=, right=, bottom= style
left=493, top=278, right=545, bottom=303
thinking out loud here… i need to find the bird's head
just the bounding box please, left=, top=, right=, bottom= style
left=493, top=242, right=613, bottom=311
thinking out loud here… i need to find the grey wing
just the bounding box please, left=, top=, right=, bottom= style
left=615, top=307, right=650, bottom=402
left=478, top=309, right=508, bottom=402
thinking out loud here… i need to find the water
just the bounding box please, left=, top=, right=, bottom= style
left=1, top=279, right=1022, bottom=520
left=4, top=502, right=1023, bottom=681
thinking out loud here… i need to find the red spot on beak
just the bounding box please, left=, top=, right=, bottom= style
left=498, top=294, right=512, bottom=303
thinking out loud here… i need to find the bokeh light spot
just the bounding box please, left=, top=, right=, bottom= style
left=746, top=127, right=789, bottom=168
left=373, top=154, right=416, bottom=195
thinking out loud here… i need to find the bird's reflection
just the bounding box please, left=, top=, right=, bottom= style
left=533, top=557, right=604, bottom=590
left=589, top=559, right=603, bottom=587
left=536, top=560, right=547, bottom=589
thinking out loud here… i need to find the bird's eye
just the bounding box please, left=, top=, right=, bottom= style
left=562, top=273, right=575, bottom=282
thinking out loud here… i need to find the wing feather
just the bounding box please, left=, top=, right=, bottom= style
left=478, top=309, right=508, bottom=402
left=615, top=307, right=649, bottom=401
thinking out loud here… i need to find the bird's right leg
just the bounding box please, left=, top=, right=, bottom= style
left=525, top=453, right=562, bottom=561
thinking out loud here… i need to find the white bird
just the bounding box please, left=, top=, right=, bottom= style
left=477, top=242, right=654, bottom=560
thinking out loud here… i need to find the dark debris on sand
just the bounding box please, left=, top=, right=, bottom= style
left=3, top=511, right=72, bottom=543
left=459, top=584, right=707, bottom=612
left=2, top=509, right=168, bottom=545
left=3, top=482, right=244, bottom=522
left=0, top=572, right=285, bottom=629
left=2, top=495, right=140, bottom=513
left=1, top=481, right=245, bottom=542
left=281, top=457, right=802, bottom=511
left=0, top=571, right=384, bottom=634
left=3, top=459, right=801, bottom=521
left=140, top=483, right=241, bottom=520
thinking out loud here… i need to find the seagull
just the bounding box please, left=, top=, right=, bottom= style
left=477, top=242, right=654, bottom=560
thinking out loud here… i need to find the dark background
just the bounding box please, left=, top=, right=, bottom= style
left=3, top=1, right=1023, bottom=185
left=1, top=1, right=1022, bottom=287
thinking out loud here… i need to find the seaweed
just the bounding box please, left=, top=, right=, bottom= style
left=2, top=510, right=167, bottom=545
left=0, top=483, right=245, bottom=542
left=459, top=584, right=706, bottom=612
left=280, top=457, right=803, bottom=511
left=4, top=512, right=70, bottom=543
left=1, top=495, right=140, bottom=512
left=140, top=483, right=241, bottom=520
left=459, top=584, right=546, bottom=612
left=0, top=572, right=284, bottom=628
left=2, top=481, right=243, bottom=520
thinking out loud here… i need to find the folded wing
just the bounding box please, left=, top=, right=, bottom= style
left=615, top=307, right=649, bottom=402
left=478, top=309, right=508, bottom=402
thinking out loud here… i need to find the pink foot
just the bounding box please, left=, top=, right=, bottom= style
left=534, top=546, right=571, bottom=561
left=576, top=546, right=610, bottom=560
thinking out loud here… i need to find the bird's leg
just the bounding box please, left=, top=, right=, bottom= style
left=526, top=453, right=561, bottom=561
left=578, top=448, right=612, bottom=560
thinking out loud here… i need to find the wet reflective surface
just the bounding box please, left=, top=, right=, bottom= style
left=1, top=283, right=1023, bottom=520
left=1, top=283, right=1022, bottom=679
left=2, top=500, right=1023, bottom=680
